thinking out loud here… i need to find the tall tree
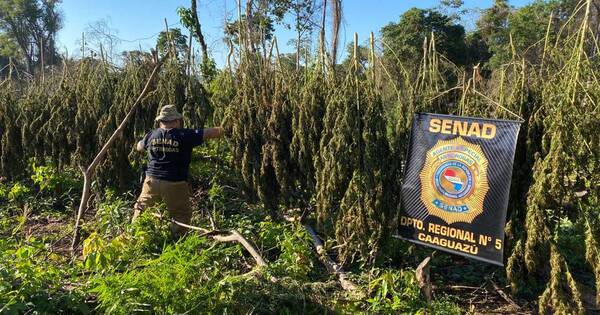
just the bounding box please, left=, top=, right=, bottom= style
left=0, top=0, right=62, bottom=73
left=506, top=0, right=558, bottom=63
left=225, top=0, right=289, bottom=54
left=0, top=32, right=19, bottom=72
left=290, top=0, right=319, bottom=69
left=381, top=8, right=467, bottom=67
left=329, top=0, right=341, bottom=67
left=476, top=0, right=511, bottom=68
left=177, top=0, right=208, bottom=61
left=83, top=18, right=121, bottom=61
left=156, top=28, right=189, bottom=60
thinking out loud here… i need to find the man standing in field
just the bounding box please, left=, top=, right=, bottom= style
left=133, top=104, right=223, bottom=237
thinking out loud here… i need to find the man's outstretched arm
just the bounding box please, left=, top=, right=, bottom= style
left=136, top=140, right=145, bottom=152
left=203, top=127, right=223, bottom=140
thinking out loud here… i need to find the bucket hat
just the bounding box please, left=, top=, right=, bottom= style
left=155, top=104, right=183, bottom=122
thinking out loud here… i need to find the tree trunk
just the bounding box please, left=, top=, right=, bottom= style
left=190, top=0, right=209, bottom=61
left=320, top=0, right=327, bottom=66
left=71, top=62, right=162, bottom=251
left=295, top=2, right=301, bottom=71
left=330, top=0, right=342, bottom=68
left=246, top=0, right=256, bottom=53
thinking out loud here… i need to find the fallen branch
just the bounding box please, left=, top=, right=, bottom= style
left=447, top=285, right=482, bottom=290
left=213, top=230, right=266, bottom=266
left=282, top=215, right=359, bottom=293
left=302, top=223, right=360, bottom=293
left=71, top=60, right=162, bottom=252
left=151, top=213, right=266, bottom=267
left=491, top=280, right=520, bottom=310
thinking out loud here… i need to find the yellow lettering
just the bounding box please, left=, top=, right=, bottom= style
left=428, top=223, right=436, bottom=233
left=482, top=124, right=496, bottom=139
left=429, top=119, right=441, bottom=133
left=399, top=216, right=423, bottom=230
left=441, top=120, right=452, bottom=134
left=479, top=235, right=488, bottom=246
left=453, top=121, right=467, bottom=136
left=428, top=119, right=497, bottom=139
left=467, top=122, right=481, bottom=137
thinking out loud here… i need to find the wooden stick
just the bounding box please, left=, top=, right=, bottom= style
left=71, top=62, right=162, bottom=251
left=303, top=224, right=359, bottom=293
left=416, top=256, right=432, bottom=302
left=447, top=285, right=481, bottom=290
left=491, top=280, right=520, bottom=310
left=151, top=213, right=267, bottom=267
left=213, top=230, right=267, bottom=267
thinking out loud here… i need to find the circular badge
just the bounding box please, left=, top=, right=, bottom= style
left=434, top=161, right=474, bottom=199
left=420, top=137, right=489, bottom=224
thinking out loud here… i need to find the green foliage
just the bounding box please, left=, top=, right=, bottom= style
left=30, top=162, right=79, bottom=192
left=0, top=0, right=63, bottom=72
left=224, top=0, right=290, bottom=49
left=82, top=231, right=127, bottom=272
left=503, top=2, right=600, bottom=312
left=343, top=268, right=461, bottom=314
left=0, top=181, right=8, bottom=200
left=91, top=234, right=276, bottom=314
left=0, top=238, right=89, bottom=314
left=223, top=52, right=300, bottom=214
left=382, top=8, right=467, bottom=66
left=315, top=44, right=396, bottom=266
left=1, top=51, right=211, bottom=190
left=1, top=1, right=599, bottom=313
left=156, top=28, right=188, bottom=59
left=94, top=191, right=132, bottom=236
left=264, top=222, right=316, bottom=280
left=6, top=182, right=29, bottom=202
left=506, top=0, right=558, bottom=60
left=289, top=60, right=327, bottom=199
left=0, top=85, right=23, bottom=176
left=476, top=0, right=562, bottom=68
left=82, top=210, right=172, bottom=273
left=476, top=0, right=512, bottom=69
left=0, top=32, right=20, bottom=59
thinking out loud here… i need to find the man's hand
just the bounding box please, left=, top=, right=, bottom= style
left=203, top=127, right=224, bottom=140
left=136, top=140, right=145, bottom=152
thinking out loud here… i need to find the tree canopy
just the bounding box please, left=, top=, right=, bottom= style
left=381, top=8, right=467, bottom=66
left=156, top=28, right=189, bottom=60
left=0, top=0, right=62, bottom=73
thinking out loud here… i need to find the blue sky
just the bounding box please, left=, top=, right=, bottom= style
left=57, top=0, right=532, bottom=66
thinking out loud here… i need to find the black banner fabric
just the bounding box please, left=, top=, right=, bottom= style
left=398, top=113, right=521, bottom=266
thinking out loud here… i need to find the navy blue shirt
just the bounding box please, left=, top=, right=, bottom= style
left=142, top=128, right=204, bottom=182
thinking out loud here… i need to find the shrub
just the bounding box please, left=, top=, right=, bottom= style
left=0, top=238, right=89, bottom=314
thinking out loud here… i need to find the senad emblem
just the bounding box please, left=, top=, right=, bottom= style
left=419, top=137, right=489, bottom=224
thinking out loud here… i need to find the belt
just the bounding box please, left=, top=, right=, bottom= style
left=146, top=175, right=187, bottom=183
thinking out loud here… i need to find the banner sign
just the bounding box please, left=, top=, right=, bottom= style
left=398, top=113, right=521, bottom=266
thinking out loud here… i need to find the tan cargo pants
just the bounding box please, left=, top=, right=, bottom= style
left=133, top=176, right=192, bottom=237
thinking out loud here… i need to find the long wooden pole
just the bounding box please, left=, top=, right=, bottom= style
left=71, top=62, right=162, bottom=251
left=151, top=213, right=267, bottom=267
left=303, top=224, right=359, bottom=292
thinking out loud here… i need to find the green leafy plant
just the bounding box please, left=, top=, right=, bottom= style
left=7, top=182, right=30, bottom=202
left=0, top=238, right=89, bottom=314
left=30, top=162, right=80, bottom=193
left=362, top=269, right=460, bottom=314
left=95, top=191, right=132, bottom=236
left=259, top=222, right=316, bottom=280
